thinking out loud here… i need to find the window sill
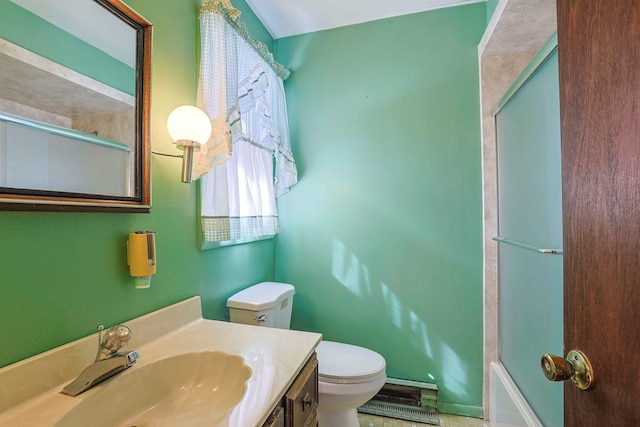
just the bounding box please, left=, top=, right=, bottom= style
left=198, top=234, right=274, bottom=250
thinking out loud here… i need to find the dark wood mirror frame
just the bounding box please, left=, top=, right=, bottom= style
left=0, top=0, right=152, bottom=213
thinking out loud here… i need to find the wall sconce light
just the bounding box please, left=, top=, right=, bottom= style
left=154, top=105, right=212, bottom=183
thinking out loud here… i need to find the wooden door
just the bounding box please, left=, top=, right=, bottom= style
left=557, top=0, right=640, bottom=425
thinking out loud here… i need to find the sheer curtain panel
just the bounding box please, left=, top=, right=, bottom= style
left=197, top=0, right=296, bottom=243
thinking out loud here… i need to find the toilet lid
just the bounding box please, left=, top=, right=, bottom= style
left=316, top=341, right=386, bottom=384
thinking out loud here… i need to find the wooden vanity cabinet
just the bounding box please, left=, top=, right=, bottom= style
left=262, top=406, right=285, bottom=427
left=263, top=353, right=318, bottom=427
left=285, top=353, right=318, bottom=427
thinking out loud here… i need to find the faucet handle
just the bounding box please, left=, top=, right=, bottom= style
left=102, top=325, right=131, bottom=350
left=95, top=324, right=132, bottom=361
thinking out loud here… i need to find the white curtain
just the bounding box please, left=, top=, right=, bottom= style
left=197, top=0, right=296, bottom=242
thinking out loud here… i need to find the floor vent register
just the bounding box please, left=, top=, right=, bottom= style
left=358, top=378, right=440, bottom=425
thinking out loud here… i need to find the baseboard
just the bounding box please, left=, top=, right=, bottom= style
left=437, top=402, right=484, bottom=419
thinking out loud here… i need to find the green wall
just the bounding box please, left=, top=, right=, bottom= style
left=274, top=4, right=486, bottom=416
left=487, top=0, right=500, bottom=23
left=0, top=0, right=275, bottom=368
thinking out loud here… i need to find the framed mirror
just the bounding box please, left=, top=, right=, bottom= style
left=0, top=0, right=152, bottom=212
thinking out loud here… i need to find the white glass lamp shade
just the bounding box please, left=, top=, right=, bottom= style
left=167, top=105, right=212, bottom=145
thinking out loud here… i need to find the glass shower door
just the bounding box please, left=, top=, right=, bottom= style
left=494, top=38, right=563, bottom=427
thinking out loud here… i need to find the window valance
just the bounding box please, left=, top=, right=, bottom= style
left=197, top=0, right=297, bottom=244
left=195, top=0, right=296, bottom=197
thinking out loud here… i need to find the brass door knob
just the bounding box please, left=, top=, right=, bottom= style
left=541, top=349, right=594, bottom=390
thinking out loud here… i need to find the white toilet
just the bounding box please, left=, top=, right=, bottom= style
left=227, top=282, right=386, bottom=427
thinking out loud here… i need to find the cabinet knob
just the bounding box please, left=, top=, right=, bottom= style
left=302, top=392, right=314, bottom=411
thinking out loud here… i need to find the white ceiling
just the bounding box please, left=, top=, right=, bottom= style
left=246, top=0, right=485, bottom=39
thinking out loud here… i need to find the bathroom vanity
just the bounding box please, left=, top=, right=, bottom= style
left=263, top=353, right=319, bottom=427
left=0, top=297, right=321, bottom=427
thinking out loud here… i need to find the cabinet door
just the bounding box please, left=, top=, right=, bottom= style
left=285, top=353, right=318, bottom=427
left=263, top=406, right=285, bottom=427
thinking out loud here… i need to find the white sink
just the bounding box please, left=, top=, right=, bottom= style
left=55, top=351, right=252, bottom=427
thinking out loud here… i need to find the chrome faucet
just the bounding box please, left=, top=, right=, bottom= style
left=60, top=324, right=139, bottom=397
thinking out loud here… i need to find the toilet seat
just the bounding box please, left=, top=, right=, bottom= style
left=316, top=341, right=386, bottom=384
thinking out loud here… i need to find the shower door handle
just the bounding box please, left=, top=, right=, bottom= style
left=541, top=350, right=594, bottom=390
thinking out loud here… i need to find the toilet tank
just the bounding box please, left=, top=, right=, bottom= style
left=227, top=282, right=295, bottom=329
